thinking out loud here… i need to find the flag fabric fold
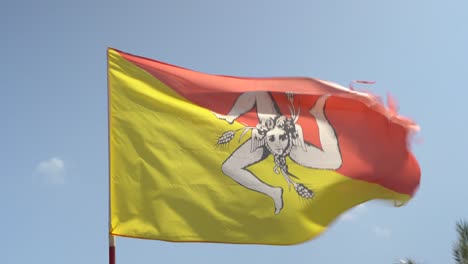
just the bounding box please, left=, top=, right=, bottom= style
left=108, top=48, right=420, bottom=245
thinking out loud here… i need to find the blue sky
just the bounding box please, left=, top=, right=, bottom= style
left=2, top=0, right=468, bottom=263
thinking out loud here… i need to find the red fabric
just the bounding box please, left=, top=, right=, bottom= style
left=115, top=49, right=420, bottom=196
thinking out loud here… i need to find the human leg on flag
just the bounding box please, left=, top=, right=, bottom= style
left=221, top=141, right=284, bottom=214
left=289, top=95, right=342, bottom=170
left=213, top=91, right=280, bottom=124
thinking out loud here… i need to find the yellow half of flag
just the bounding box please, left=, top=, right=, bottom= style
left=108, top=48, right=419, bottom=245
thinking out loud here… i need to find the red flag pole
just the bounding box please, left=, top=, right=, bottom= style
left=109, top=235, right=116, bottom=264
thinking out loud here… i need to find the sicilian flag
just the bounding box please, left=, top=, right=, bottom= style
left=108, top=48, right=420, bottom=245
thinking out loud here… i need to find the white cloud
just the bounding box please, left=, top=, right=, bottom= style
left=340, top=212, right=355, bottom=221
left=340, top=203, right=367, bottom=221
left=36, top=157, right=65, bottom=184
left=372, top=226, right=391, bottom=238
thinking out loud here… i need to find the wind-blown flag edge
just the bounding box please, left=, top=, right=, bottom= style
left=108, top=48, right=420, bottom=245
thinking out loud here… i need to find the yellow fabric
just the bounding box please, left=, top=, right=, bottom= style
left=108, top=49, right=409, bottom=244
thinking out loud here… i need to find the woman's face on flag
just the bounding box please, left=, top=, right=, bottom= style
left=266, top=127, right=289, bottom=155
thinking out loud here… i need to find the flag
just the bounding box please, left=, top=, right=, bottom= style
left=108, top=48, right=420, bottom=245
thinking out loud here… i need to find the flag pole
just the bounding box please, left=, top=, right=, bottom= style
left=109, top=235, right=116, bottom=264
left=107, top=48, right=116, bottom=264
